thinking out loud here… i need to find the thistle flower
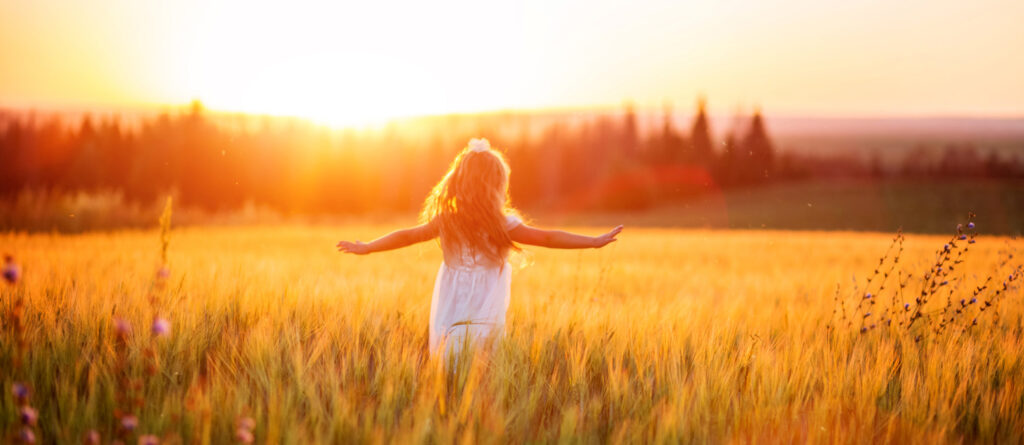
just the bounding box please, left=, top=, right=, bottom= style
left=943, top=244, right=950, bottom=251
left=3, top=254, right=19, bottom=285
left=18, top=427, right=36, bottom=444
left=970, top=298, right=977, bottom=304
left=960, top=299, right=966, bottom=306
left=139, top=434, right=159, bottom=445
left=12, top=382, right=30, bottom=402
left=151, top=318, right=171, bottom=337
left=967, top=222, right=975, bottom=229
left=904, top=303, right=910, bottom=311
left=968, top=239, right=976, bottom=244
left=19, top=406, right=37, bottom=426
left=958, top=235, right=967, bottom=240
left=864, top=293, right=872, bottom=299
left=84, top=430, right=100, bottom=445
left=121, top=415, right=138, bottom=432
left=940, top=280, right=948, bottom=286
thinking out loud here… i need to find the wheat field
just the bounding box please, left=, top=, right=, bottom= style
left=1, top=223, right=1022, bottom=444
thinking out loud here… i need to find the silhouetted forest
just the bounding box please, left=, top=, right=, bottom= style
left=2, top=100, right=1022, bottom=217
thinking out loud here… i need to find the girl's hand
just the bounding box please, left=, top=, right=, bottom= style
left=592, top=225, right=623, bottom=248
left=337, top=240, right=370, bottom=255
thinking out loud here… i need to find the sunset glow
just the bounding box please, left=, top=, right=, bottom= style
left=2, top=0, right=1023, bottom=123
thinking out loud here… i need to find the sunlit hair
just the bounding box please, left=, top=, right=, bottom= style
left=421, top=139, right=519, bottom=267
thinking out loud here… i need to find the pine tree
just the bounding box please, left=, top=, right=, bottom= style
left=689, top=96, right=714, bottom=165
left=741, top=108, right=774, bottom=182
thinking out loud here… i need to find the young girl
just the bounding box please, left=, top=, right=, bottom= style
left=337, top=138, right=622, bottom=358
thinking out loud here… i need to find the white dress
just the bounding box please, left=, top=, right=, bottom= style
left=429, top=214, right=522, bottom=357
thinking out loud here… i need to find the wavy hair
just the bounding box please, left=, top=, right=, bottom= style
left=421, top=140, right=519, bottom=267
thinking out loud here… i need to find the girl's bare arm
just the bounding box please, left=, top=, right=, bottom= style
left=509, top=224, right=622, bottom=249
left=337, top=222, right=438, bottom=255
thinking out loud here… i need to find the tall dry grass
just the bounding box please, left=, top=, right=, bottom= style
left=1, top=223, right=1022, bottom=443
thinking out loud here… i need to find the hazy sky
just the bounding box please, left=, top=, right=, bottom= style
left=2, top=0, right=1022, bottom=123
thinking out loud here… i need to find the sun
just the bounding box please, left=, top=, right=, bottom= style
left=191, top=51, right=453, bottom=127
left=169, top=1, right=534, bottom=127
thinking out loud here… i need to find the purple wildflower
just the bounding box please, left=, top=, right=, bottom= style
left=904, top=303, right=910, bottom=311
left=152, top=317, right=171, bottom=337
left=943, top=244, right=950, bottom=251
left=958, top=234, right=967, bottom=240
left=115, top=318, right=132, bottom=338
left=18, top=427, right=36, bottom=444
left=967, top=222, right=975, bottom=229
left=968, top=239, right=976, bottom=244
left=19, top=406, right=37, bottom=426
left=940, top=280, right=948, bottom=286
left=970, top=298, right=977, bottom=304
left=12, top=382, right=29, bottom=402
left=121, top=415, right=138, bottom=432
left=864, top=293, right=872, bottom=299
left=960, top=299, right=966, bottom=306
left=3, top=255, right=19, bottom=285
left=139, top=434, right=160, bottom=445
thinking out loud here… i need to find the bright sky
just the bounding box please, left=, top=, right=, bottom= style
left=2, top=0, right=1022, bottom=124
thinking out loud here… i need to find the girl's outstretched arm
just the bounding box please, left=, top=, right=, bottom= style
left=509, top=224, right=622, bottom=249
left=337, top=222, right=438, bottom=255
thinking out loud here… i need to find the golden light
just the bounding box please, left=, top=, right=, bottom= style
left=170, top=1, right=538, bottom=126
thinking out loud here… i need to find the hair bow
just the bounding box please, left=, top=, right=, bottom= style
left=468, top=138, right=490, bottom=153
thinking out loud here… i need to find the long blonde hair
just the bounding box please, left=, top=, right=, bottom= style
left=421, top=139, right=519, bottom=266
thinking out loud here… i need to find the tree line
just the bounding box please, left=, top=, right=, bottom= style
left=1, top=100, right=1020, bottom=215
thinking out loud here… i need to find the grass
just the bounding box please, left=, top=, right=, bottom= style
left=1, top=222, right=1022, bottom=443
left=568, top=179, right=1024, bottom=235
